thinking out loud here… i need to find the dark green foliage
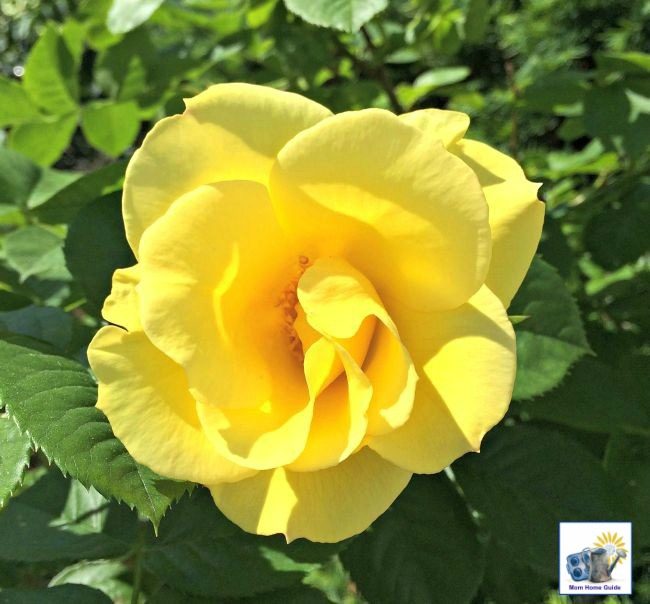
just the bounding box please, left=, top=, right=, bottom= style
left=341, top=474, right=485, bottom=604
left=0, top=337, right=189, bottom=528
left=0, top=0, right=648, bottom=603
left=0, top=470, right=133, bottom=563
left=510, top=258, right=590, bottom=400
left=0, top=416, right=31, bottom=507
left=64, top=192, right=134, bottom=314
left=453, top=425, right=623, bottom=578
left=0, top=584, right=111, bottom=604
left=143, top=488, right=342, bottom=599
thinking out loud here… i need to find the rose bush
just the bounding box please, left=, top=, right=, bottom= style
left=87, top=82, right=543, bottom=543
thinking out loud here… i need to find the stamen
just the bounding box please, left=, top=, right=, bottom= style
left=277, top=256, right=311, bottom=361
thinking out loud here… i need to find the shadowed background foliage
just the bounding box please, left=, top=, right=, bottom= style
left=0, top=1, right=648, bottom=603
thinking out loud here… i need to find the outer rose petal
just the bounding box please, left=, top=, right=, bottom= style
left=123, top=83, right=331, bottom=255
left=101, top=265, right=141, bottom=332
left=451, top=138, right=524, bottom=182
left=451, top=139, right=544, bottom=307
left=398, top=113, right=544, bottom=308
left=209, top=448, right=411, bottom=543
left=270, top=109, right=491, bottom=312
left=369, top=285, right=515, bottom=473
left=88, top=326, right=254, bottom=484
left=398, top=108, right=469, bottom=146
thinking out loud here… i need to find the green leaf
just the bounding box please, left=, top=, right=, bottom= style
left=8, top=112, right=79, bottom=167
left=0, top=470, right=131, bottom=562
left=0, top=585, right=111, bottom=604
left=81, top=101, right=140, bottom=157
left=396, top=67, right=470, bottom=109
left=49, top=560, right=136, bottom=604
left=521, top=357, right=649, bottom=434
left=0, top=416, right=31, bottom=507
left=604, top=432, right=650, bottom=546
left=22, top=24, right=80, bottom=114
left=522, top=71, right=587, bottom=116
left=246, top=0, right=279, bottom=29
left=510, top=258, right=590, bottom=400
left=596, top=51, right=650, bottom=75
left=150, top=584, right=331, bottom=604
left=27, top=169, right=81, bottom=210
left=538, top=214, right=577, bottom=278
left=236, top=585, right=330, bottom=603
left=545, top=140, right=618, bottom=179
left=480, top=537, right=550, bottom=604
left=0, top=291, right=32, bottom=312
left=430, top=11, right=463, bottom=55
left=341, top=474, right=485, bottom=604
left=463, top=0, right=489, bottom=44
left=3, top=226, right=69, bottom=283
left=64, top=192, right=135, bottom=313
left=60, top=19, right=87, bottom=65
left=584, top=83, right=650, bottom=160
left=0, top=306, right=76, bottom=353
left=557, top=116, right=586, bottom=141
left=94, top=28, right=198, bottom=108
left=0, top=77, right=40, bottom=127
left=0, top=149, right=41, bottom=207
left=143, top=488, right=340, bottom=599
left=149, top=584, right=330, bottom=604
left=384, top=48, right=421, bottom=65
left=453, top=424, right=620, bottom=577
left=107, top=0, right=166, bottom=34
left=31, top=161, right=126, bottom=224
left=283, top=0, right=387, bottom=33
left=584, top=177, right=650, bottom=270
left=0, top=148, right=79, bottom=209
left=0, top=337, right=190, bottom=528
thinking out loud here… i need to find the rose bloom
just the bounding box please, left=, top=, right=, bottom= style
left=88, top=83, right=543, bottom=543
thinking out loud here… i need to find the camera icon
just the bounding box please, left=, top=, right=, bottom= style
left=566, top=548, right=591, bottom=581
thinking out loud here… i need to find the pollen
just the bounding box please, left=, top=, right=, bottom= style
left=277, top=256, right=311, bottom=361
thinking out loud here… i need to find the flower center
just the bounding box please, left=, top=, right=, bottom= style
left=277, top=255, right=310, bottom=361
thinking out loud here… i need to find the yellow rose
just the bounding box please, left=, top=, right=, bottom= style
left=87, top=83, right=543, bottom=543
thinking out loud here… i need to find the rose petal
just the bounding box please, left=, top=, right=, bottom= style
left=196, top=391, right=313, bottom=471
left=88, top=326, right=253, bottom=484
left=369, top=285, right=515, bottom=473
left=270, top=109, right=491, bottom=312
left=210, top=447, right=411, bottom=543
left=101, top=265, right=141, bottom=332
left=398, top=108, right=470, bottom=147
left=123, top=83, right=331, bottom=255
left=138, top=180, right=300, bottom=410
left=363, top=322, right=418, bottom=436
left=288, top=342, right=372, bottom=472
left=451, top=139, right=544, bottom=307
left=298, top=257, right=417, bottom=436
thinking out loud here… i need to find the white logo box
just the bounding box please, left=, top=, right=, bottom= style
left=559, top=522, right=632, bottom=596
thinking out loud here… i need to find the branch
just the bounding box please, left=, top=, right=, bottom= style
left=332, top=27, right=403, bottom=114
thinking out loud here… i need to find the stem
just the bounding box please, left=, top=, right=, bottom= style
left=130, top=525, right=146, bottom=604
left=504, top=58, right=520, bottom=159
left=56, top=502, right=110, bottom=527
left=360, top=26, right=403, bottom=113
left=131, top=546, right=143, bottom=604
